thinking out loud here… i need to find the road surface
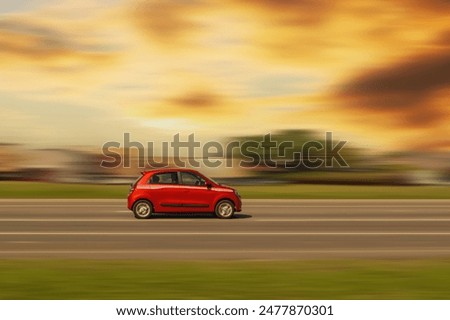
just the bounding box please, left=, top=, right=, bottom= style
left=0, top=199, right=449, bottom=259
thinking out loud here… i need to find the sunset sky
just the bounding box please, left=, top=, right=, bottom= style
left=0, top=0, right=449, bottom=151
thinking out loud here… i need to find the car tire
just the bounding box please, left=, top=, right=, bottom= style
left=214, top=200, right=235, bottom=219
left=133, top=200, right=153, bottom=219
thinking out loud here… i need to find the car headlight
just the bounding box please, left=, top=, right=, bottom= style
left=234, top=190, right=241, bottom=198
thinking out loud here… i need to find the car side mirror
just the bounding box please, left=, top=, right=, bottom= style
left=206, top=183, right=212, bottom=189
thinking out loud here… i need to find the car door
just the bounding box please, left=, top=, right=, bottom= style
left=146, top=172, right=183, bottom=212
left=177, top=171, right=216, bottom=212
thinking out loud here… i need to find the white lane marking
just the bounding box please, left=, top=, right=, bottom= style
left=246, top=205, right=450, bottom=208
left=0, top=205, right=122, bottom=208
left=0, top=219, right=191, bottom=222
left=0, top=210, right=131, bottom=214
left=255, top=218, right=450, bottom=222
left=0, top=218, right=450, bottom=222
left=1, top=232, right=450, bottom=236
left=0, top=205, right=449, bottom=208
left=0, top=199, right=125, bottom=202
left=1, top=249, right=450, bottom=255
left=5, top=241, right=40, bottom=244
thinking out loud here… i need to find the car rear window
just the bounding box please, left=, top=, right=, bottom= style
left=131, top=175, right=143, bottom=187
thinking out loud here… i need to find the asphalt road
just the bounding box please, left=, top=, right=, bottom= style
left=0, top=199, right=449, bottom=259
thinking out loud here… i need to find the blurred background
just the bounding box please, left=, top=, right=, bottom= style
left=0, top=0, right=449, bottom=186
left=0, top=1, right=450, bottom=301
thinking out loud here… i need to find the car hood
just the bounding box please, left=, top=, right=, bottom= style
left=215, top=184, right=235, bottom=192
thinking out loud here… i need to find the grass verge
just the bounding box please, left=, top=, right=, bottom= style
left=0, top=182, right=449, bottom=199
left=1, top=260, right=450, bottom=299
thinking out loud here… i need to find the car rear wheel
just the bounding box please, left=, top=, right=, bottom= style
left=215, top=200, right=235, bottom=219
left=133, top=200, right=153, bottom=219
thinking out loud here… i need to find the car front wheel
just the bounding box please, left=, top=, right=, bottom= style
left=133, top=200, right=153, bottom=219
left=215, top=200, right=235, bottom=219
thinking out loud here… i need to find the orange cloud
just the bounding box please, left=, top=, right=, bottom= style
left=401, top=0, right=450, bottom=12
left=169, top=91, right=224, bottom=109
left=227, top=0, right=450, bottom=71
left=0, top=17, right=117, bottom=69
left=335, top=43, right=450, bottom=128
left=237, top=0, right=334, bottom=27
left=129, top=0, right=204, bottom=49
left=131, top=87, right=239, bottom=122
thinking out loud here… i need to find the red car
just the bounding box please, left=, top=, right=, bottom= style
left=127, top=169, right=242, bottom=219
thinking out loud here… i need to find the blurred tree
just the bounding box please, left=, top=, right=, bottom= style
left=229, top=129, right=363, bottom=171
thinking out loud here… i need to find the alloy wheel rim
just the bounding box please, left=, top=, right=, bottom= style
left=136, top=203, right=150, bottom=216
left=218, top=203, right=233, bottom=217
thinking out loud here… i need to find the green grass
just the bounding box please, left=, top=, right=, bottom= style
left=0, top=181, right=126, bottom=199
left=0, top=181, right=448, bottom=199
left=1, top=260, right=450, bottom=299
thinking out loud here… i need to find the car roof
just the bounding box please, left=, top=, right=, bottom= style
left=143, top=168, right=200, bottom=175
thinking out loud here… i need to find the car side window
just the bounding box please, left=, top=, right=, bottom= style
left=180, top=172, right=205, bottom=186
left=149, top=172, right=178, bottom=184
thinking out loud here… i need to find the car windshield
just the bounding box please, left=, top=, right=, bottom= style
left=205, top=175, right=220, bottom=185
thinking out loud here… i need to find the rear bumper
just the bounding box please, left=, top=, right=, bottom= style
left=127, top=195, right=134, bottom=210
